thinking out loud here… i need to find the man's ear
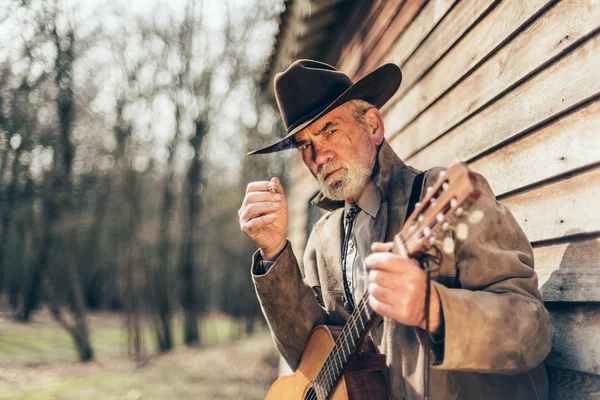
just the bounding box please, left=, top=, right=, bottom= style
left=365, top=107, right=385, bottom=145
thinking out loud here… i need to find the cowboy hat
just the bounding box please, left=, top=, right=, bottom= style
left=248, top=59, right=402, bottom=155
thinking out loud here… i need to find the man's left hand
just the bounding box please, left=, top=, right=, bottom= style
left=365, top=242, right=444, bottom=334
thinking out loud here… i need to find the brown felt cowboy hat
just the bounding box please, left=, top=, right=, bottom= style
left=248, top=59, right=402, bottom=155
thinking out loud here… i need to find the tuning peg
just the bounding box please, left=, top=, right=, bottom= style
left=442, top=237, right=455, bottom=254
left=426, top=186, right=434, bottom=194
left=456, top=223, right=469, bottom=240
left=455, top=207, right=464, bottom=217
left=436, top=212, right=444, bottom=223
left=439, top=170, right=446, bottom=178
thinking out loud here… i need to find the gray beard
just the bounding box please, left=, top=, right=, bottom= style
left=317, top=160, right=372, bottom=201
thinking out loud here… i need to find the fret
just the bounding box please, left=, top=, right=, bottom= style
left=343, top=333, right=351, bottom=355
left=357, top=307, right=365, bottom=331
left=350, top=316, right=359, bottom=342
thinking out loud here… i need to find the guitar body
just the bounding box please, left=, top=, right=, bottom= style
left=265, top=325, right=388, bottom=400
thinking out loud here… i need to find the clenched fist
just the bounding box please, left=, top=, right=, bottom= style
left=239, top=177, right=288, bottom=261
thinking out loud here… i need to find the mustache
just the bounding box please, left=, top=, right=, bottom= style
left=317, top=160, right=347, bottom=182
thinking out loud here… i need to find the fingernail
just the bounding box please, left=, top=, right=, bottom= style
left=274, top=193, right=282, bottom=200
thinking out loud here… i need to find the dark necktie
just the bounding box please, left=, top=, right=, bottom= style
left=341, top=204, right=360, bottom=313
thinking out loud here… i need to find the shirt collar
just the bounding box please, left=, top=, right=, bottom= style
left=344, top=180, right=381, bottom=218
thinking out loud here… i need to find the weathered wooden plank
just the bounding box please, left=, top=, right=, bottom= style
left=545, top=304, right=600, bottom=375
left=469, top=99, right=600, bottom=196
left=379, top=0, right=499, bottom=113
left=380, top=0, right=457, bottom=69
left=406, top=32, right=600, bottom=170
left=547, top=366, right=600, bottom=400
left=354, top=0, right=428, bottom=78
left=325, top=1, right=375, bottom=66
left=344, top=0, right=407, bottom=78
left=388, top=0, right=600, bottom=158
left=383, top=0, right=552, bottom=139
left=501, top=168, right=600, bottom=243
left=535, top=237, right=600, bottom=302
left=336, top=0, right=391, bottom=75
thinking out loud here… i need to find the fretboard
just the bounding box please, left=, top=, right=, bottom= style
left=313, top=291, right=378, bottom=399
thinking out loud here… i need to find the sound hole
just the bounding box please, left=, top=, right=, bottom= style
left=303, top=386, right=318, bottom=400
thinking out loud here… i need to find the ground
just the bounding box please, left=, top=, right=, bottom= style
left=0, top=310, right=279, bottom=400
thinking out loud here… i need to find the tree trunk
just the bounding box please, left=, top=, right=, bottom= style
left=180, top=119, right=206, bottom=346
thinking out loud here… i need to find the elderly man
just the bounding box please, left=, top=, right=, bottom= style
left=239, top=60, right=551, bottom=400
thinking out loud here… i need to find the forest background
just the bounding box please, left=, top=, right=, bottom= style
left=0, top=0, right=289, bottom=398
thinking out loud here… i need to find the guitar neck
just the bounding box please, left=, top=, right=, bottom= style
left=314, top=292, right=378, bottom=397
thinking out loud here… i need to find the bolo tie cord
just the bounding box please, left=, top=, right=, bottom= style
left=420, top=248, right=441, bottom=400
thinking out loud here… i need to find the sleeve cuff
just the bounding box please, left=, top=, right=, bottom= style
left=251, top=241, right=289, bottom=276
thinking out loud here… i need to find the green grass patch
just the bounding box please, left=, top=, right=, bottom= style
left=0, top=312, right=278, bottom=400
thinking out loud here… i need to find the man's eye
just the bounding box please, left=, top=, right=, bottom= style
left=328, top=129, right=338, bottom=135
left=300, top=143, right=312, bottom=151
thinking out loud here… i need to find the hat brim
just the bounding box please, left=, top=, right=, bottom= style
left=248, top=63, right=402, bottom=155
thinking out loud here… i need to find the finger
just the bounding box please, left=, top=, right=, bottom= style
left=368, top=269, right=403, bottom=291
left=246, top=181, right=275, bottom=194
left=365, top=252, right=419, bottom=273
left=241, top=201, right=282, bottom=222
left=368, top=293, right=395, bottom=319
left=243, top=213, right=277, bottom=233
left=368, top=283, right=403, bottom=306
left=371, top=242, right=393, bottom=253
left=245, top=191, right=283, bottom=205
left=268, top=177, right=285, bottom=196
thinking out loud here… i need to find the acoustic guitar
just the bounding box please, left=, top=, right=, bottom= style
left=265, top=163, right=483, bottom=400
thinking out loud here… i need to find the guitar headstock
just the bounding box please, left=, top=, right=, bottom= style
left=395, top=163, right=483, bottom=257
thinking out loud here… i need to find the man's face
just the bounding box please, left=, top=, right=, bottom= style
left=293, top=102, right=384, bottom=202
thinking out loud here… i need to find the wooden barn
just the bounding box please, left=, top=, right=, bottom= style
left=260, top=0, right=600, bottom=397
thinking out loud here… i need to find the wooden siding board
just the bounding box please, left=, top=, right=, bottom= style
left=545, top=304, right=600, bottom=375
left=535, top=236, right=600, bottom=302
left=355, top=0, right=428, bottom=78
left=388, top=0, right=600, bottom=163
left=336, top=0, right=389, bottom=74
left=501, top=168, right=600, bottom=244
left=383, top=0, right=553, bottom=140
left=546, top=366, right=600, bottom=400
left=405, top=32, right=600, bottom=170
left=379, top=0, right=499, bottom=114
left=381, top=0, right=457, bottom=69
left=469, top=99, right=600, bottom=197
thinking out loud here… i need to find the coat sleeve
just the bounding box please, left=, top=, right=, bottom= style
left=251, top=231, right=329, bottom=370
left=429, top=172, right=551, bottom=374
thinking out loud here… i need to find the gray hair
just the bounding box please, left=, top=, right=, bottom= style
left=348, top=99, right=375, bottom=127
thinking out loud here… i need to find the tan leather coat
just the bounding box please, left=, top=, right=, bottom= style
left=252, top=140, right=551, bottom=400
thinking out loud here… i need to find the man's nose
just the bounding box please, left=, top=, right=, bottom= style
left=313, top=141, right=333, bottom=165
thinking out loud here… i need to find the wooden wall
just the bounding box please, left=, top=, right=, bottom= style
left=285, top=0, right=600, bottom=396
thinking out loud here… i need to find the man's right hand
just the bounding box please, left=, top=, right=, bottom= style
left=239, top=177, right=288, bottom=261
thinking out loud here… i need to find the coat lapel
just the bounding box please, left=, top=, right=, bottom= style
left=313, top=209, right=344, bottom=288
left=369, top=202, right=388, bottom=246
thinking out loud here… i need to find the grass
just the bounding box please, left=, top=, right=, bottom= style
left=0, top=310, right=279, bottom=399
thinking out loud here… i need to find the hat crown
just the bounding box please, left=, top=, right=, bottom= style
left=274, top=59, right=354, bottom=132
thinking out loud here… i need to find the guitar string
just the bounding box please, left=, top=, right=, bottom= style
left=315, top=233, right=412, bottom=397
